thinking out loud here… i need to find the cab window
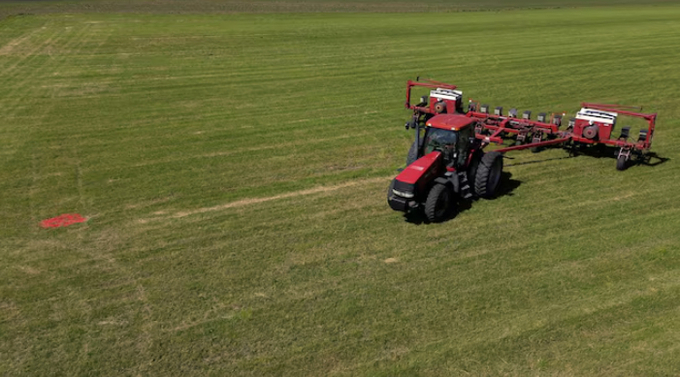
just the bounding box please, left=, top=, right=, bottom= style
left=423, top=128, right=458, bottom=158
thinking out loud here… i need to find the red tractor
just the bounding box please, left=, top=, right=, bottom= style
left=387, top=114, right=503, bottom=222
left=388, top=79, right=658, bottom=222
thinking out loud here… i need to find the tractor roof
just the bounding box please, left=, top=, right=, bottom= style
left=426, top=114, right=474, bottom=131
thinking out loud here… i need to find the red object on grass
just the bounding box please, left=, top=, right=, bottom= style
left=40, top=214, right=86, bottom=228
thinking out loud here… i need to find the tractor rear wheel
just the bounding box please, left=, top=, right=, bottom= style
left=467, top=150, right=483, bottom=194
left=475, top=151, right=503, bottom=199
left=424, top=183, right=452, bottom=223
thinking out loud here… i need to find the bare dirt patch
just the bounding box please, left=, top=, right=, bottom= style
left=0, top=30, right=36, bottom=56
left=16, top=265, right=41, bottom=275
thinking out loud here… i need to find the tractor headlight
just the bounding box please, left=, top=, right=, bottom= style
left=392, top=189, right=414, bottom=198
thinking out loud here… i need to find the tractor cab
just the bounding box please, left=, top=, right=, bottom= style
left=424, top=114, right=475, bottom=168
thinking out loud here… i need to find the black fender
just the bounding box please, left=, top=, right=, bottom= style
left=434, top=173, right=460, bottom=194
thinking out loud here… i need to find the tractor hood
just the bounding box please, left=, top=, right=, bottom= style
left=396, top=151, right=442, bottom=185
left=389, top=151, right=443, bottom=210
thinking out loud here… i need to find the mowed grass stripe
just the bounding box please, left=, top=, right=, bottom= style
left=1, top=6, right=680, bottom=376
left=1, top=23, right=110, bottom=237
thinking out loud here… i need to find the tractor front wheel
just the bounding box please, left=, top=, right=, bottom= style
left=424, top=183, right=452, bottom=223
left=406, top=139, right=422, bottom=165
left=475, top=151, right=503, bottom=199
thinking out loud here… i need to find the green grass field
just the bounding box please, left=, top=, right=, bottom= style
left=2, top=1, right=680, bottom=375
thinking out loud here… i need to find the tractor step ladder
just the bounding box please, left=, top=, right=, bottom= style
left=458, top=172, right=474, bottom=199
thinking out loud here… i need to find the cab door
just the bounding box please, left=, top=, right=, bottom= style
left=456, top=126, right=472, bottom=167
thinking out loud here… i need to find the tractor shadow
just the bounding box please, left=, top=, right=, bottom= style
left=505, top=155, right=574, bottom=167
left=404, top=172, right=521, bottom=225
left=507, top=145, right=669, bottom=169
left=634, top=152, right=669, bottom=167
left=565, top=144, right=670, bottom=168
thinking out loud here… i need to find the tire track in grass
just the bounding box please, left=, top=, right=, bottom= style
left=0, top=22, right=59, bottom=78
left=6, top=20, right=156, bottom=365
left=27, top=20, right=148, bottom=322
left=137, top=176, right=391, bottom=223
left=82, top=131, right=372, bottom=173
left=26, top=26, right=96, bottom=200
left=0, top=27, right=64, bottom=97
left=64, top=25, right=113, bottom=219
left=78, top=120, right=394, bottom=176
left=5, top=24, right=93, bottom=232
left=0, top=22, right=43, bottom=56
left=1, top=25, right=84, bottom=119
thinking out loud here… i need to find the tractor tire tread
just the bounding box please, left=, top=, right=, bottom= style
left=424, top=183, right=450, bottom=223
left=467, top=150, right=483, bottom=196
left=474, top=151, right=503, bottom=199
